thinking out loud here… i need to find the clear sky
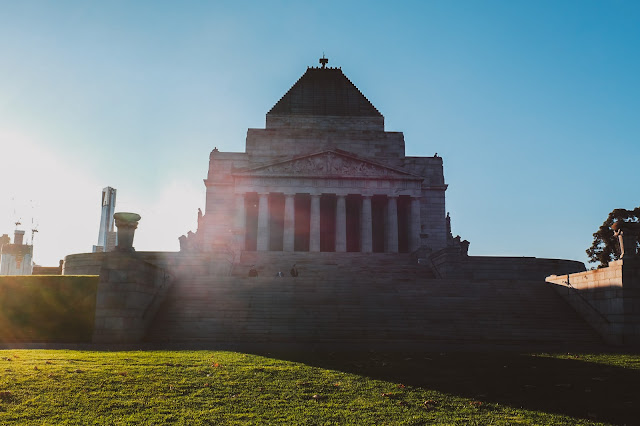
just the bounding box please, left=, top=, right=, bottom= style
left=0, top=1, right=638, bottom=267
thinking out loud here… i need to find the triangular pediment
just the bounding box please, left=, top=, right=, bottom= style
left=235, top=151, right=421, bottom=180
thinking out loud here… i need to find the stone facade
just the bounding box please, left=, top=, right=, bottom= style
left=192, top=61, right=448, bottom=258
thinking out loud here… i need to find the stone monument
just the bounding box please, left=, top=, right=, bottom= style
left=186, top=57, right=449, bottom=258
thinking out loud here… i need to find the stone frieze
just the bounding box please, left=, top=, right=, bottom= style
left=237, top=151, right=418, bottom=180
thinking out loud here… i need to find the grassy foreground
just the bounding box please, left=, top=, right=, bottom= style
left=0, top=350, right=638, bottom=425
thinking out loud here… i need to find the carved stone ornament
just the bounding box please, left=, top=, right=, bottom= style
left=240, top=151, right=417, bottom=179
left=611, top=221, right=640, bottom=259
left=114, top=212, right=141, bottom=252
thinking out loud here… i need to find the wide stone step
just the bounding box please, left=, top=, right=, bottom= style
left=146, top=271, right=603, bottom=349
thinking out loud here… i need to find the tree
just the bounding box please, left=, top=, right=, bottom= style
left=586, top=206, right=640, bottom=268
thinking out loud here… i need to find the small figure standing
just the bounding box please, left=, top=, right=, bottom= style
left=275, top=271, right=284, bottom=278
left=248, top=265, right=258, bottom=277
left=290, top=264, right=299, bottom=277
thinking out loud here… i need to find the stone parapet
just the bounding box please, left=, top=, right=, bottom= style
left=65, top=251, right=234, bottom=278
left=63, top=253, right=105, bottom=275
left=429, top=249, right=585, bottom=281
left=546, top=258, right=640, bottom=345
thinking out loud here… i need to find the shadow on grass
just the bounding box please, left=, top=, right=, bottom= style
left=258, top=351, right=639, bottom=425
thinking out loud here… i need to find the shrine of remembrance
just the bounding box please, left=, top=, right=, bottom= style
left=193, top=58, right=448, bottom=257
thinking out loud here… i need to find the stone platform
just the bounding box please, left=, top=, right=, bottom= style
left=144, top=252, right=602, bottom=351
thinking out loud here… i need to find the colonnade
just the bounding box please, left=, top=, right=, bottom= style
left=236, top=192, right=421, bottom=253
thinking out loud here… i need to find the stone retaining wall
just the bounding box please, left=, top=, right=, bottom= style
left=430, top=248, right=585, bottom=281
left=64, top=251, right=234, bottom=278
left=546, top=258, right=640, bottom=345
left=93, top=253, right=172, bottom=343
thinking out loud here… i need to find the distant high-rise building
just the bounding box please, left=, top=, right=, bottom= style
left=0, top=229, right=33, bottom=275
left=93, top=187, right=117, bottom=253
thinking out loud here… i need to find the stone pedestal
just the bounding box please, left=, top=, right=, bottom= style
left=113, top=212, right=141, bottom=252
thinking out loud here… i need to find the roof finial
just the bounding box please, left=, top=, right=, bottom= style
left=319, top=53, right=328, bottom=69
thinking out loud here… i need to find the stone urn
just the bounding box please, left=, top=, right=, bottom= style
left=611, top=221, right=640, bottom=259
left=113, top=212, right=141, bottom=252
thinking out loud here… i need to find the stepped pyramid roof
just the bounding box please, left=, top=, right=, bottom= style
left=268, top=66, right=382, bottom=118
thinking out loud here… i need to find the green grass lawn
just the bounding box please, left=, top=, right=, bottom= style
left=0, top=350, right=638, bottom=425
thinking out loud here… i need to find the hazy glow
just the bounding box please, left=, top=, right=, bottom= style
left=0, top=130, right=203, bottom=265
left=0, top=1, right=638, bottom=266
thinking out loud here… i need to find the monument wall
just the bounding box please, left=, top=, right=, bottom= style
left=547, top=258, right=640, bottom=345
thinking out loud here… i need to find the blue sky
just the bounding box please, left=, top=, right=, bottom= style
left=0, top=1, right=638, bottom=266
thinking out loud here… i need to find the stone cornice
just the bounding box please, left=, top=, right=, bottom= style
left=423, top=184, right=448, bottom=191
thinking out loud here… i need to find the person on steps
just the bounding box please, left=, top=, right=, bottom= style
left=290, top=264, right=299, bottom=277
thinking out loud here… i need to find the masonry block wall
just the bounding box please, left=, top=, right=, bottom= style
left=92, top=253, right=172, bottom=343
left=546, top=258, right=640, bottom=345
left=431, top=248, right=586, bottom=281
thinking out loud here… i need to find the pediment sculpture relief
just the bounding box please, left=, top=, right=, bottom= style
left=243, top=152, right=413, bottom=179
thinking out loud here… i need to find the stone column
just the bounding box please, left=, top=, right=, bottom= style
left=235, top=193, right=246, bottom=250
left=386, top=196, right=399, bottom=253
left=360, top=196, right=372, bottom=253
left=309, top=194, right=321, bottom=252
left=256, top=193, right=270, bottom=251
left=409, top=197, right=421, bottom=252
left=283, top=193, right=295, bottom=252
left=336, top=195, right=347, bottom=252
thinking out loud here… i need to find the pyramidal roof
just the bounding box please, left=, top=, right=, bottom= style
left=268, top=66, right=382, bottom=117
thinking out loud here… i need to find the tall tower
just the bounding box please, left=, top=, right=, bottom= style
left=93, top=187, right=117, bottom=253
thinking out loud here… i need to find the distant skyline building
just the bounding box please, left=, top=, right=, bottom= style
left=93, top=187, right=117, bottom=253
left=0, top=229, right=34, bottom=275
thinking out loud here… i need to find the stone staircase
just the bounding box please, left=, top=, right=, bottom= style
left=231, top=251, right=435, bottom=280
left=146, top=253, right=603, bottom=350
